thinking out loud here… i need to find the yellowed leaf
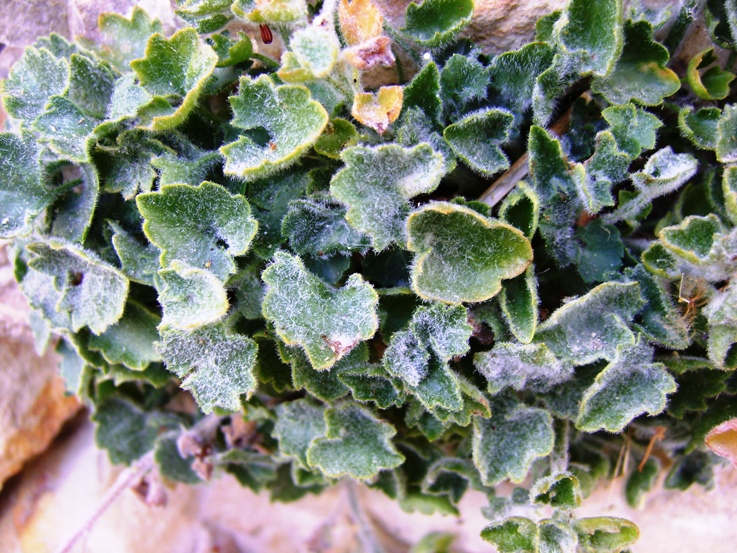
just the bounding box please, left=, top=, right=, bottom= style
left=338, top=0, right=383, bottom=46
left=343, top=36, right=394, bottom=71
left=352, top=86, right=403, bottom=135
left=705, top=418, right=737, bottom=467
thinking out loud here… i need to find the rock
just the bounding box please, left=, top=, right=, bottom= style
left=0, top=247, right=81, bottom=490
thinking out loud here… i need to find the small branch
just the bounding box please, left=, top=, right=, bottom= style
left=54, top=452, right=155, bottom=553
left=345, top=480, right=386, bottom=553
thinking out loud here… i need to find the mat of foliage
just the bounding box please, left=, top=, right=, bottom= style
left=2, top=0, right=737, bottom=550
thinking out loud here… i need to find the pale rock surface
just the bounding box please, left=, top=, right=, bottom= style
left=0, top=247, right=81, bottom=490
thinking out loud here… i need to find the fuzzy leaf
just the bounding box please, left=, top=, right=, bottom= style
left=231, top=0, right=307, bottom=23
left=403, top=62, right=442, bottom=127
left=535, top=282, right=644, bottom=365
left=703, top=282, right=737, bottom=368
left=439, top=54, right=489, bottom=118
left=287, top=26, right=339, bottom=79
left=130, top=28, right=217, bottom=130
left=572, top=517, right=639, bottom=553
left=678, top=106, right=720, bottom=151
left=575, top=220, right=624, bottom=283
left=602, top=104, right=662, bottom=160
left=274, top=399, right=327, bottom=468
left=480, top=517, right=537, bottom=553
left=716, top=104, right=737, bottom=163
left=538, top=520, right=579, bottom=553
left=49, top=162, right=99, bottom=243
left=473, top=396, right=555, bottom=486
left=556, top=0, right=623, bottom=77
left=284, top=343, right=351, bottom=401
left=725, top=167, right=737, bottom=226
left=158, top=261, right=229, bottom=330
left=443, top=108, right=513, bottom=176
left=0, top=132, right=52, bottom=238
left=175, top=0, right=234, bottom=33
left=110, top=224, right=160, bottom=286
left=314, top=118, right=358, bottom=159
left=338, top=0, right=383, bottom=45
left=331, top=144, right=444, bottom=250
left=33, top=96, right=97, bottom=162
left=577, top=340, right=676, bottom=432
left=498, top=182, right=540, bottom=240
left=686, top=48, right=735, bottom=100
left=531, top=472, right=582, bottom=509
left=157, top=324, right=258, bottom=412
left=659, top=214, right=726, bottom=265
left=475, top=342, right=573, bottom=394
left=409, top=356, right=463, bottom=412
left=92, top=7, right=164, bottom=72
left=262, top=252, right=378, bottom=370
left=88, top=301, right=161, bottom=370
left=407, top=202, right=532, bottom=304
left=351, top=86, right=403, bottom=135
left=402, top=0, right=474, bottom=47
left=282, top=196, right=370, bottom=256
left=138, top=181, right=257, bottom=281
left=66, top=54, right=116, bottom=119
left=2, top=47, right=69, bottom=122
left=573, top=132, right=629, bottom=214
left=27, top=240, right=129, bottom=335
left=339, top=364, right=403, bottom=409
left=221, top=76, right=328, bottom=180
left=626, top=458, right=659, bottom=508
left=499, top=265, right=539, bottom=344
left=306, top=404, right=404, bottom=479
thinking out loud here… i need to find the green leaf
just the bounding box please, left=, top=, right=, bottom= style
left=475, top=342, right=573, bottom=394
left=686, top=48, right=735, bottom=100
left=158, top=261, right=229, bottom=330
left=407, top=202, right=532, bottom=304
left=2, top=46, right=69, bottom=122
left=88, top=301, right=161, bottom=370
left=261, top=252, right=378, bottom=370
left=572, top=517, right=639, bottom=553
left=207, top=33, right=254, bottom=67
left=443, top=109, right=513, bottom=176
left=723, top=166, right=737, bottom=226
left=421, top=458, right=481, bottom=503
left=92, top=397, right=180, bottom=465
left=0, top=132, right=53, bottom=238
left=499, top=265, right=539, bottom=344
left=481, top=517, right=538, bottom=552
left=282, top=343, right=350, bottom=402
left=138, top=181, right=258, bottom=281
left=556, top=0, right=623, bottom=77
left=577, top=339, right=676, bottom=432
left=282, top=196, right=370, bottom=256
left=110, top=223, right=160, bottom=286
left=286, top=25, right=339, bottom=79
left=625, top=458, right=659, bottom=508
left=716, top=104, right=737, bottom=163
left=221, top=76, right=328, bottom=180
left=330, top=144, right=444, bottom=250
left=274, top=399, right=327, bottom=468
left=338, top=364, right=404, bottom=409
left=531, top=472, right=582, bottom=509
left=439, top=54, right=489, bottom=119
left=575, top=220, right=624, bottom=283
left=157, top=323, right=258, bottom=412
left=131, top=28, right=218, bottom=131
left=175, top=0, right=234, bottom=33
left=678, top=106, right=720, bottom=151
left=155, top=432, right=201, bottom=484
left=538, top=520, right=579, bottom=553
left=592, top=19, right=680, bottom=105
left=403, top=62, right=442, bottom=127
left=473, top=395, right=555, bottom=485
left=665, top=449, right=715, bottom=490
left=314, top=118, right=358, bottom=159
left=602, top=104, right=663, bottom=160
left=659, top=214, right=729, bottom=267
left=27, top=240, right=129, bottom=334
left=408, top=356, right=463, bottom=412
left=66, top=54, right=116, bottom=119
left=33, top=96, right=97, bottom=162
left=410, top=532, right=455, bottom=553
left=91, top=7, right=164, bottom=73
left=49, top=162, right=100, bottom=243
left=231, top=0, right=308, bottom=23
left=499, top=182, right=540, bottom=240
left=306, top=404, right=404, bottom=479
left=152, top=150, right=221, bottom=189
left=402, top=0, right=474, bottom=47
left=572, top=132, right=629, bottom=214
left=704, top=282, right=737, bottom=368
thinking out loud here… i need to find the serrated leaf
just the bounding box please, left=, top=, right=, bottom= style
left=221, top=76, right=328, bottom=180
left=577, top=339, right=676, bottom=432
left=668, top=367, right=727, bottom=418
left=716, top=103, right=737, bottom=163
left=331, top=143, right=444, bottom=250
left=2, top=46, right=69, bottom=122
left=407, top=202, right=532, bottom=304
left=556, top=0, right=623, bottom=77
left=27, top=240, right=129, bottom=335
left=686, top=48, right=735, bottom=100
left=138, top=181, right=257, bottom=281
left=207, top=33, right=253, bottom=67
left=152, top=150, right=221, bottom=188
left=282, top=196, right=370, bottom=256
left=91, top=7, right=164, bottom=73
left=402, top=0, right=474, bottom=47
left=157, top=323, right=258, bottom=412
left=625, top=458, right=659, bottom=508
left=49, top=162, right=100, bottom=243
left=158, top=261, right=229, bottom=330
left=592, top=20, right=680, bottom=105
left=65, top=54, right=116, bottom=119
left=92, top=397, right=180, bottom=465
left=88, top=301, right=161, bottom=370
left=473, top=395, right=555, bottom=485
left=175, top=0, right=234, bottom=33
left=262, top=252, right=378, bottom=370
left=678, top=106, right=720, bottom=151
left=131, top=28, right=218, bottom=131
left=572, top=517, right=639, bottom=553
left=274, top=399, right=327, bottom=468
left=0, top=132, right=53, bottom=238
left=306, top=404, right=404, bottom=479
left=602, top=104, right=662, bottom=160
left=480, top=517, right=537, bottom=553
left=33, top=96, right=97, bottom=162
left=475, top=342, right=573, bottom=394
left=443, top=108, right=513, bottom=176
left=499, top=264, right=539, bottom=344
left=421, top=458, right=480, bottom=504
left=535, top=282, right=643, bottom=364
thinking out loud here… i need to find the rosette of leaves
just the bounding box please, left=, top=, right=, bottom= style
left=2, top=0, right=737, bottom=550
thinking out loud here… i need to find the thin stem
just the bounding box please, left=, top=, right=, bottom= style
left=345, top=480, right=385, bottom=553
left=54, top=452, right=155, bottom=553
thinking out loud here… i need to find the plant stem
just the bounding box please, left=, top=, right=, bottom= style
left=345, top=480, right=386, bottom=553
